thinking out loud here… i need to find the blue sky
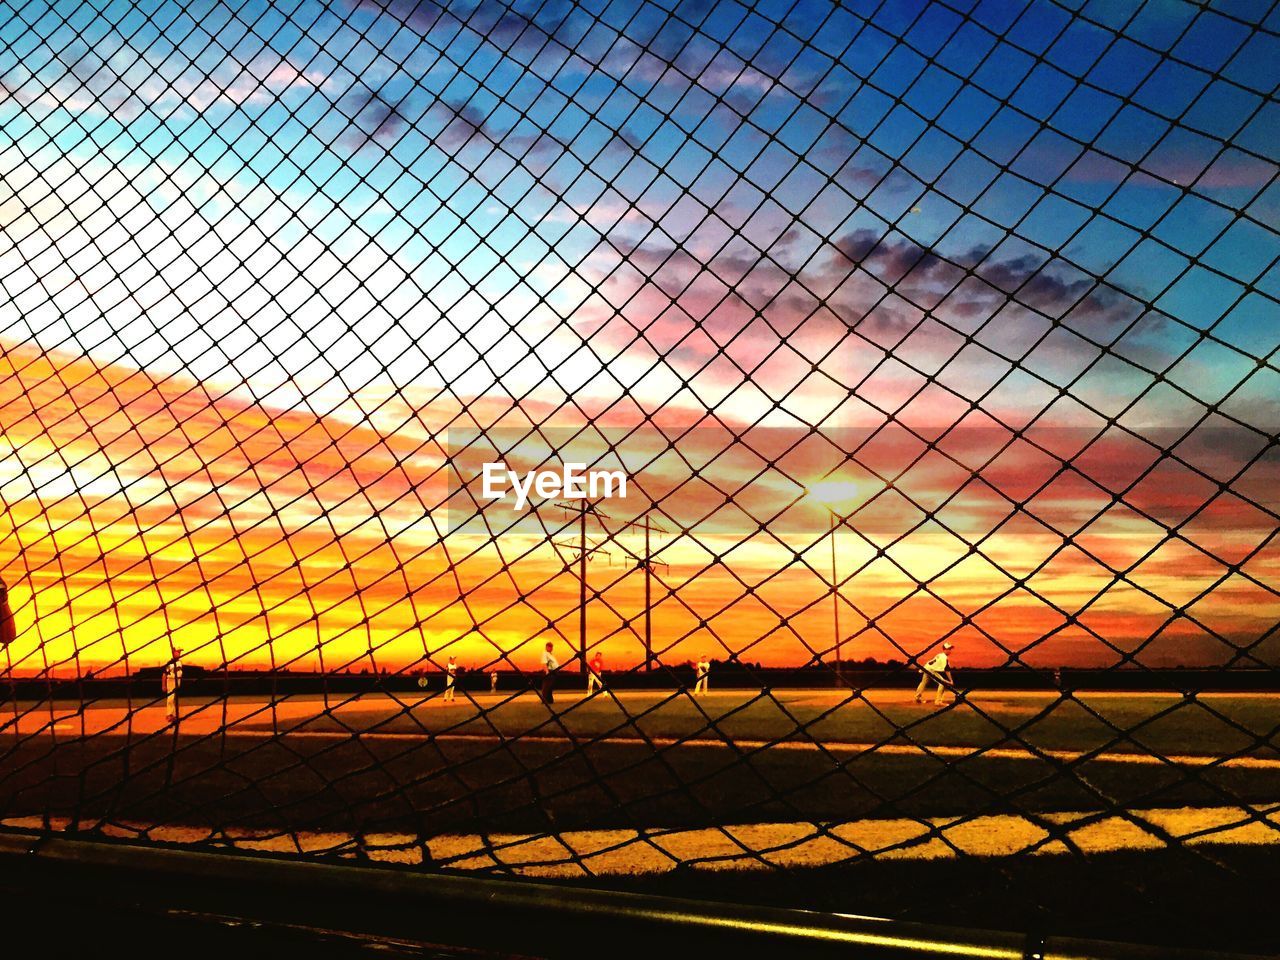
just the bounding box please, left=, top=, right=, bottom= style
left=3, top=0, right=1276, bottom=412
left=0, top=0, right=1276, bottom=468
left=1, top=0, right=1278, bottom=669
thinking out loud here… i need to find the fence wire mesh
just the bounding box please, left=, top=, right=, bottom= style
left=1, top=0, right=1279, bottom=945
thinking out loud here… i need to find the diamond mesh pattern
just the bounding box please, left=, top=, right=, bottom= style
left=1, top=0, right=1279, bottom=938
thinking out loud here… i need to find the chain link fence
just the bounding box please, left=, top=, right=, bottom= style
left=1, top=0, right=1279, bottom=949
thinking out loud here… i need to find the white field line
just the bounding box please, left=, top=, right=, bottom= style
left=214, top=727, right=1280, bottom=771
left=6, top=803, right=1280, bottom=878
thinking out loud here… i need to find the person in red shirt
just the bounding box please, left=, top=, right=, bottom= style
left=0, top=579, right=15, bottom=649
left=587, top=652, right=605, bottom=695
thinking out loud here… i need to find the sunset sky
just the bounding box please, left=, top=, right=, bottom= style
left=0, top=0, right=1277, bottom=675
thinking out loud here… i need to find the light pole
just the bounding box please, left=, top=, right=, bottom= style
left=829, top=508, right=840, bottom=688
left=808, top=481, right=857, bottom=688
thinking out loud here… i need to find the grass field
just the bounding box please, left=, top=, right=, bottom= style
left=3, top=689, right=1279, bottom=838
left=260, top=686, right=1280, bottom=758
left=4, top=688, right=1280, bottom=952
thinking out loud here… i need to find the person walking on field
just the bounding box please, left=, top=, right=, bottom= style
left=490, top=669, right=499, bottom=694
left=540, top=641, right=559, bottom=705
left=162, top=647, right=184, bottom=725
left=693, top=656, right=711, bottom=695
left=444, top=656, right=458, bottom=703
left=914, top=642, right=955, bottom=705
left=586, top=652, right=605, bottom=695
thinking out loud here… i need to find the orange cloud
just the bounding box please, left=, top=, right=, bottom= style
left=1, top=340, right=1274, bottom=678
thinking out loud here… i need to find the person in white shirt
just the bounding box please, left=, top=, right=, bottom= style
left=162, top=647, right=184, bottom=724
left=444, top=656, right=458, bottom=702
left=586, top=652, right=605, bottom=695
left=540, top=641, right=559, bottom=705
left=694, top=656, right=711, bottom=695
left=914, top=642, right=954, bottom=705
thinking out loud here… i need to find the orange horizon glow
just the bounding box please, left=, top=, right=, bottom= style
left=1, top=340, right=1276, bottom=678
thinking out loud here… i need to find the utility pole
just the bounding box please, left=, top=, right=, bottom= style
left=644, top=519, right=652, bottom=672
left=578, top=505, right=586, bottom=675
left=830, top=509, right=841, bottom=688
left=613, top=511, right=668, bottom=673
left=552, top=500, right=610, bottom=673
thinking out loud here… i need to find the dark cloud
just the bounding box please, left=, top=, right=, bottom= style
left=581, top=220, right=1147, bottom=360
left=436, top=96, right=565, bottom=165
left=824, top=228, right=1126, bottom=329
left=349, top=0, right=575, bottom=46
left=0, top=71, right=34, bottom=106
left=334, top=84, right=569, bottom=196
left=435, top=97, right=496, bottom=151
left=66, top=40, right=104, bottom=86
left=339, top=86, right=412, bottom=149
left=351, top=0, right=448, bottom=33
left=834, top=229, right=950, bottom=286
left=614, top=127, right=647, bottom=152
